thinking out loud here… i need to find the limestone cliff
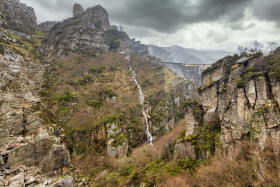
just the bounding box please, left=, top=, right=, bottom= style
left=0, top=1, right=72, bottom=186
left=41, top=4, right=149, bottom=57
left=195, top=51, right=280, bottom=158
left=0, top=0, right=37, bottom=34
left=0, top=37, right=72, bottom=186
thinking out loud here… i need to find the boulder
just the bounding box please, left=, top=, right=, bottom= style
left=8, top=136, right=55, bottom=167
left=50, top=176, right=74, bottom=187
left=7, top=172, right=24, bottom=187
left=40, top=144, right=71, bottom=173
left=107, top=139, right=128, bottom=158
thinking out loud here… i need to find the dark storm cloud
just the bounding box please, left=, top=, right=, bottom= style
left=252, top=0, right=280, bottom=26
left=22, top=0, right=280, bottom=33
left=105, top=0, right=252, bottom=33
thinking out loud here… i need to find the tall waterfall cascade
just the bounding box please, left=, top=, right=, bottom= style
left=126, top=56, right=153, bottom=145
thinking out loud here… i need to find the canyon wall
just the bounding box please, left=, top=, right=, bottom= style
left=196, top=52, right=280, bottom=158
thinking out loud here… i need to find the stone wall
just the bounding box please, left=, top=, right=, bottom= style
left=160, top=62, right=211, bottom=86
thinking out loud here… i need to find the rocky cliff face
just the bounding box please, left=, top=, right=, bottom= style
left=0, top=42, right=71, bottom=186
left=0, top=1, right=73, bottom=186
left=0, top=0, right=37, bottom=34
left=41, top=4, right=149, bottom=57
left=168, top=51, right=280, bottom=170
left=196, top=51, right=280, bottom=158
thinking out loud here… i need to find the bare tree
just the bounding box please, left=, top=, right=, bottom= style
left=250, top=40, right=264, bottom=53
left=267, top=42, right=278, bottom=52
left=237, top=46, right=248, bottom=56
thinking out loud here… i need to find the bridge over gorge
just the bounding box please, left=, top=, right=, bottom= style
left=160, top=62, right=212, bottom=86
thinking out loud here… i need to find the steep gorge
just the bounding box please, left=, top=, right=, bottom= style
left=0, top=0, right=280, bottom=186
left=0, top=1, right=193, bottom=186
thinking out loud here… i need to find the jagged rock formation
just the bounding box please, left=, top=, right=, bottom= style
left=41, top=4, right=149, bottom=57
left=197, top=51, right=280, bottom=158
left=168, top=50, right=280, bottom=172
left=160, top=62, right=211, bottom=86
left=0, top=0, right=37, bottom=33
left=73, top=3, right=84, bottom=17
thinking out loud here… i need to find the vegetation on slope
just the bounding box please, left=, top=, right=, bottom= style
left=0, top=28, right=45, bottom=59
left=39, top=51, right=184, bottom=179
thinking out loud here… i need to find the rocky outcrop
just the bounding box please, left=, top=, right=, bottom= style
left=0, top=0, right=37, bottom=33
left=0, top=48, right=43, bottom=145
left=50, top=176, right=74, bottom=187
left=41, top=4, right=149, bottom=57
left=0, top=35, right=71, bottom=186
left=38, top=21, right=58, bottom=32
left=40, top=144, right=71, bottom=173
left=41, top=5, right=111, bottom=56
left=161, top=62, right=211, bottom=86
left=106, top=123, right=128, bottom=158
left=73, top=3, right=84, bottom=17
left=197, top=52, right=280, bottom=158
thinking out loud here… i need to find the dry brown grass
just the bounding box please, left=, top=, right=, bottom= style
left=131, top=119, right=187, bottom=165
left=157, top=142, right=280, bottom=187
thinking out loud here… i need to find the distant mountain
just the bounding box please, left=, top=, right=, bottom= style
left=148, top=45, right=234, bottom=64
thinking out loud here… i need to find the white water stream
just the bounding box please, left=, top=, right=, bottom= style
left=126, top=56, right=153, bottom=145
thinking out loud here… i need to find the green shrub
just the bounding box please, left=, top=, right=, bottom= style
left=100, top=88, right=116, bottom=99
left=186, top=121, right=221, bottom=156
left=109, top=40, right=120, bottom=51
left=89, top=66, right=106, bottom=74
left=0, top=45, right=4, bottom=54
left=58, top=91, right=74, bottom=104
left=178, top=130, right=186, bottom=140
left=105, top=114, right=119, bottom=124
left=109, top=134, right=127, bottom=147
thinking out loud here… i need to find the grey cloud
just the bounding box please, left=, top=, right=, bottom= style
left=21, top=0, right=280, bottom=35
left=252, top=0, right=280, bottom=26
left=103, top=0, right=252, bottom=33
left=206, top=30, right=229, bottom=43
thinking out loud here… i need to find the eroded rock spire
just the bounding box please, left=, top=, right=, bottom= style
left=73, top=3, right=84, bottom=17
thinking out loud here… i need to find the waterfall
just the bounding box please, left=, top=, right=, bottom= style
left=126, top=55, right=153, bottom=145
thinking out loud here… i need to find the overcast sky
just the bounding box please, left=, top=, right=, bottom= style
left=21, top=0, right=280, bottom=52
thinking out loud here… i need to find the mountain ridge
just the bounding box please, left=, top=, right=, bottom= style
left=148, top=44, right=234, bottom=64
